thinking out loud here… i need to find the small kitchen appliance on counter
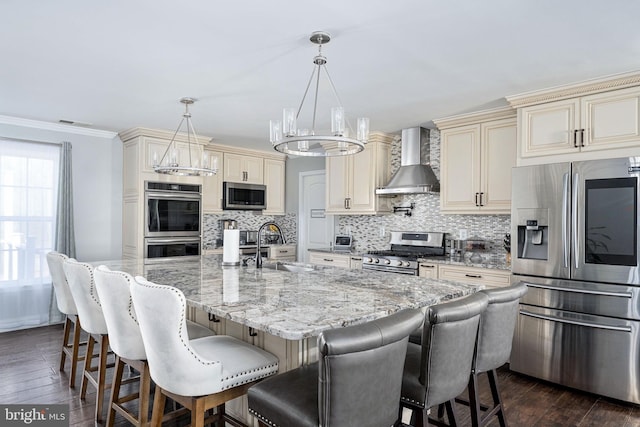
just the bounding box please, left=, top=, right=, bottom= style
left=333, top=235, right=353, bottom=252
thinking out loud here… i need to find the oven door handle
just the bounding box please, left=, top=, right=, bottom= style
left=145, top=238, right=201, bottom=244
left=145, top=191, right=201, bottom=200
left=523, top=282, right=633, bottom=299
left=520, top=309, right=632, bottom=332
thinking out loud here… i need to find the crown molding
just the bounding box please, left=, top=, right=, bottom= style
left=506, top=70, right=640, bottom=108
left=118, top=127, right=213, bottom=145
left=0, top=115, right=118, bottom=138
left=433, top=106, right=515, bottom=129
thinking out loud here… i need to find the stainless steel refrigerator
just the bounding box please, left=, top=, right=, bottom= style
left=510, top=156, right=640, bottom=404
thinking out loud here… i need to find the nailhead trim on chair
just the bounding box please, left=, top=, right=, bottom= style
left=400, top=396, right=426, bottom=409
left=221, top=365, right=278, bottom=391
left=98, top=268, right=140, bottom=325
left=248, top=408, right=279, bottom=427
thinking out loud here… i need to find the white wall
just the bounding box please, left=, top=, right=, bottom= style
left=0, top=118, right=123, bottom=261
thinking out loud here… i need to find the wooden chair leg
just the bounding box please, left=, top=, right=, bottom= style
left=80, top=334, right=95, bottom=399
left=95, top=334, right=109, bottom=423
left=191, top=397, right=205, bottom=427
left=106, top=356, right=124, bottom=427
left=151, top=387, right=167, bottom=426
left=139, top=361, right=151, bottom=427
left=487, top=369, right=508, bottom=427
left=68, top=316, right=83, bottom=388
left=468, top=372, right=482, bottom=427
left=444, top=399, right=458, bottom=427
left=59, top=316, right=72, bottom=372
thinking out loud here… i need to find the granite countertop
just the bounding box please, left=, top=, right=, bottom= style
left=93, top=254, right=482, bottom=340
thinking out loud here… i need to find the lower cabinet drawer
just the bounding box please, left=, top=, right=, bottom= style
left=438, top=265, right=511, bottom=288
left=309, top=252, right=351, bottom=269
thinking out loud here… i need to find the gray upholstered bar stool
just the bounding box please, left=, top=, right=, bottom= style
left=94, top=265, right=217, bottom=427
left=46, top=251, right=85, bottom=388
left=464, top=283, right=527, bottom=427
left=131, top=276, right=279, bottom=427
left=63, top=258, right=112, bottom=424
left=400, top=292, right=489, bottom=427
left=247, top=308, right=424, bottom=427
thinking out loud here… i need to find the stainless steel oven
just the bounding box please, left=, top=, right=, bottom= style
left=144, top=237, right=201, bottom=260
left=362, top=232, right=445, bottom=275
left=145, top=181, right=201, bottom=238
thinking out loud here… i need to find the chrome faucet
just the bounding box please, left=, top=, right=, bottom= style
left=256, top=222, right=286, bottom=268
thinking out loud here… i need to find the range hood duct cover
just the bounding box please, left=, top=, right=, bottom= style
left=376, top=127, right=440, bottom=194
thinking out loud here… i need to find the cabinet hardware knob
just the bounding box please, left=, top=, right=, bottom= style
left=573, top=129, right=578, bottom=148
left=465, top=274, right=482, bottom=278
left=580, top=129, right=585, bottom=147
left=421, top=265, right=435, bottom=268
left=480, top=192, right=484, bottom=206
left=248, top=327, right=258, bottom=337
left=324, top=258, right=333, bottom=262
left=475, top=192, right=480, bottom=207
left=208, top=313, right=221, bottom=323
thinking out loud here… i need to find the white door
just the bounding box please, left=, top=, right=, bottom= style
left=299, top=171, right=334, bottom=262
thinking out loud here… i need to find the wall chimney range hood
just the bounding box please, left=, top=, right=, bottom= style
left=376, top=127, right=440, bottom=195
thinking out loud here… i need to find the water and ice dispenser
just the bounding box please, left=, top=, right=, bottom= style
left=515, top=209, right=549, bottom=261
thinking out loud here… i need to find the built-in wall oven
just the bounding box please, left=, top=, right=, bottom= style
left=144, top=181, right=202, bottom=259
left=510, top=157, right=640, bottom=404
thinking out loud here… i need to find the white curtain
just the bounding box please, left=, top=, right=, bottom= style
left=0, top=138, right=61, bottom=331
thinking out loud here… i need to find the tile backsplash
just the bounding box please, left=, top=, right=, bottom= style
left=203, top=128, right=511, bottom=259
left=337, top=128, right=511, bottom=258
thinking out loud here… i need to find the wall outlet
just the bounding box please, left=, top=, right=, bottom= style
left=379, top=226, right=386, bottom=238
left=459, top=229, right=468, bottom=240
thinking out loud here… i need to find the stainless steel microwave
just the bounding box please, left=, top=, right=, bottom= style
left=223, top=182, right=266, bottom=210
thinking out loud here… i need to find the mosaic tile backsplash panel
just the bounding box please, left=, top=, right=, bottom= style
left=204, top=128, right=511, bottom=260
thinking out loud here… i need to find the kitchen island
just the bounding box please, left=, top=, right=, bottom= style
left=93, top=254, right=483, bottom=424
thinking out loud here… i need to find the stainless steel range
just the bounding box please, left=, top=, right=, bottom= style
left=362, top=232, right=445, bottom=275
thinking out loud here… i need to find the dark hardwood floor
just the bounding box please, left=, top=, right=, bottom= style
left=1, top=324, right=639, bottom=426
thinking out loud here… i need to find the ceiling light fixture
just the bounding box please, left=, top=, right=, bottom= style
left=154, top=97, right=217, bottom=176
left=269, top=31, right=370, bottom=157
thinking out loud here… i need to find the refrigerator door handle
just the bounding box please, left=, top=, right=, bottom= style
left=562, top=173, right=570, bottom=268
left=572, top=172, right=580, bottom=269
left=520, top=309, right=632, bottom=333
left=523, top=282, right=633, bottom=299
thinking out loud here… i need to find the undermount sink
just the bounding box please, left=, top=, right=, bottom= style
left=261, top=261, right=316, bottom=273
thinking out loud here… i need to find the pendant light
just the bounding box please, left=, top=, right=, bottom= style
left=270, top=31, right=370, bottom=157
left=153, top=97, right=218, bottom=176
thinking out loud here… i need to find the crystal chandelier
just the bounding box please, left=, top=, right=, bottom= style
left=154, top=97, right=218, bottom=176
left=270, top=31, right=370, bottom=157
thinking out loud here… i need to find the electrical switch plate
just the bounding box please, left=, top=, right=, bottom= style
left=379, top=226, right=385, bottom=237
left=459, top=229, right=468, bottom=240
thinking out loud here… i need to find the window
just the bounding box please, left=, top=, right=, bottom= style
left=0, top=139, right=60, bottom=330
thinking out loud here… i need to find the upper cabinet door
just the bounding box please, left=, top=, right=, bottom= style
left=325, top=155, right=350, bottom=212
left=581, top=87, right=640, bottom=151
left=202, top=149, right=223, bottom=213
left=440, top=124, right=481, bottom=212
left=223, top=153, right=264, bottom=184
left=518, top=99, right=580, bottom=158
left=480, top=119, right=517, bottom=211
left=263, top=159, right=285, bottom=215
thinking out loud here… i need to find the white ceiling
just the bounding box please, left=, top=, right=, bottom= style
left=2, top=0, right=640, bottom=151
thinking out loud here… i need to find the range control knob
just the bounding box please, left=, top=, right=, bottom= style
left=393, top=260, right=403, bottom=267
left=373, top=258, right=380, bottom=264
left=402, top=261, right=411, bottom=267
left=363, top=257, right=372, bottom=263
left=383, top=259, right=391, bottom=265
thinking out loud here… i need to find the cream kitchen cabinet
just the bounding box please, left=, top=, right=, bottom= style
left=516, top=87, right=640, bottom=158
left=202, top=148, right=223, bottom=213
left=438, top=265, right=511, bottom=289
left=418, top=262, right=438, bottom=279
left=309, top=251, right=353, bottom=269
left=223, top=153, right=264, bottom=184
left=263, top=158, right=285, bottom=215
left=325, top=132, right=393, bottom=215
left=268, top=244, right=297, bottom=262
left=506, top=72, right=640, bottom=160
left=437, top=109, right=516, bottom=214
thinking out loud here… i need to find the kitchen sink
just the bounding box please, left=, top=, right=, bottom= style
left=261, top=261, right=316, bottom=273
